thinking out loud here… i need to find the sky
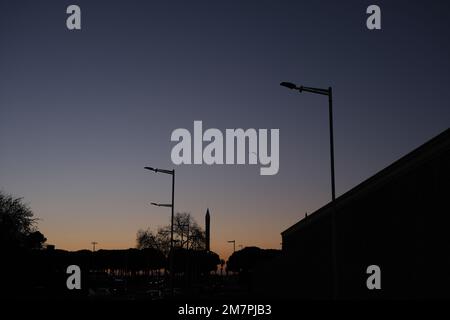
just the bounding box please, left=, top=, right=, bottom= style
left=1, top=0, right=449, bottom=260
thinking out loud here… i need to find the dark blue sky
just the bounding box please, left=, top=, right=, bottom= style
left=1, top=0, right=449, bottom=257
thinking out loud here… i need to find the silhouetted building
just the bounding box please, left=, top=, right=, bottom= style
left=205, top=208, right=210, bottom=252
left=254, top=128, right=450, bottom=299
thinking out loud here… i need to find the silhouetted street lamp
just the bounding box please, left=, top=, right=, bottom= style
left=228, top=240, right=236, bottom=253
left=280, top=81, right=338, bottom=298
left=145, top=166, right=175, bottom=297
left=91, top=241, right=98, bottom=271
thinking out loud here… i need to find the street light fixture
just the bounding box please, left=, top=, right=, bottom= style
left=150, top=202, right=172, bottom=208
left=280, top=81, right=338, bottom=299
left=279, top=81, right=297, bottom=90
left=145, top=166, right=174, bottom=175
left=145, top=166, right=175, bottom=297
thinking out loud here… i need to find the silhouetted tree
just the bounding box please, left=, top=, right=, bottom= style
left=137, top=212, right=206, bottom=253
left=226, top=247, right=281, bottom=273
left=0, top=191, right=46, bottom=249
left=25, top=231, right=47, bottom=249
left=137, top=213, right=220, bottom=277
left=188, top=223, right=206, bottom=251
left=0, top=191, right=47, bottom=296
left=137, top=226, right=171, bottom=255
left=225, top=247, right=281, bottom=291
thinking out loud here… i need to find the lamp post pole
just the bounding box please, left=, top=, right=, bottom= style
left=91, top=241, right=98, bottom=271
left=328, top=87, right=338, bottom=300
left=170, top=170, right=175, bottom=295
left=328, top=87, right=336, bottom=202
left=145, top=166, right=175, bottom=297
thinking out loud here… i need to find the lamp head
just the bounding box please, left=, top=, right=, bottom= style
left=280, top=81, right=297, bottom=90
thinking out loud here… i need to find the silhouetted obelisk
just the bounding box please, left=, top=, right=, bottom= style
left=205, top=208, right=210, bottom=252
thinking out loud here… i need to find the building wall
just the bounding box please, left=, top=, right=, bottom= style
left=255, top=136, right=450, bottom=299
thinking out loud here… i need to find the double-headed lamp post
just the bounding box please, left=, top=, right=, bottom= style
left=145, top=166, right=175, bottom=297
left=280, top=81, right=338, bottom=299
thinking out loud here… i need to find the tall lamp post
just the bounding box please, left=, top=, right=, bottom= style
left=91, top=241, right=98, bottom=271
left=145, top=166, right=175, bottom=297
left=228, top=240, right=236, bottom=254
left=280, top=81, right=337, bottom=299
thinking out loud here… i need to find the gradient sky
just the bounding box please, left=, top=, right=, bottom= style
left=1, top=0, right=449, bottom=260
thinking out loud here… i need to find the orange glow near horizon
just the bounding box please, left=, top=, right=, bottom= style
left=37, top=205, right=287, bottom=262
